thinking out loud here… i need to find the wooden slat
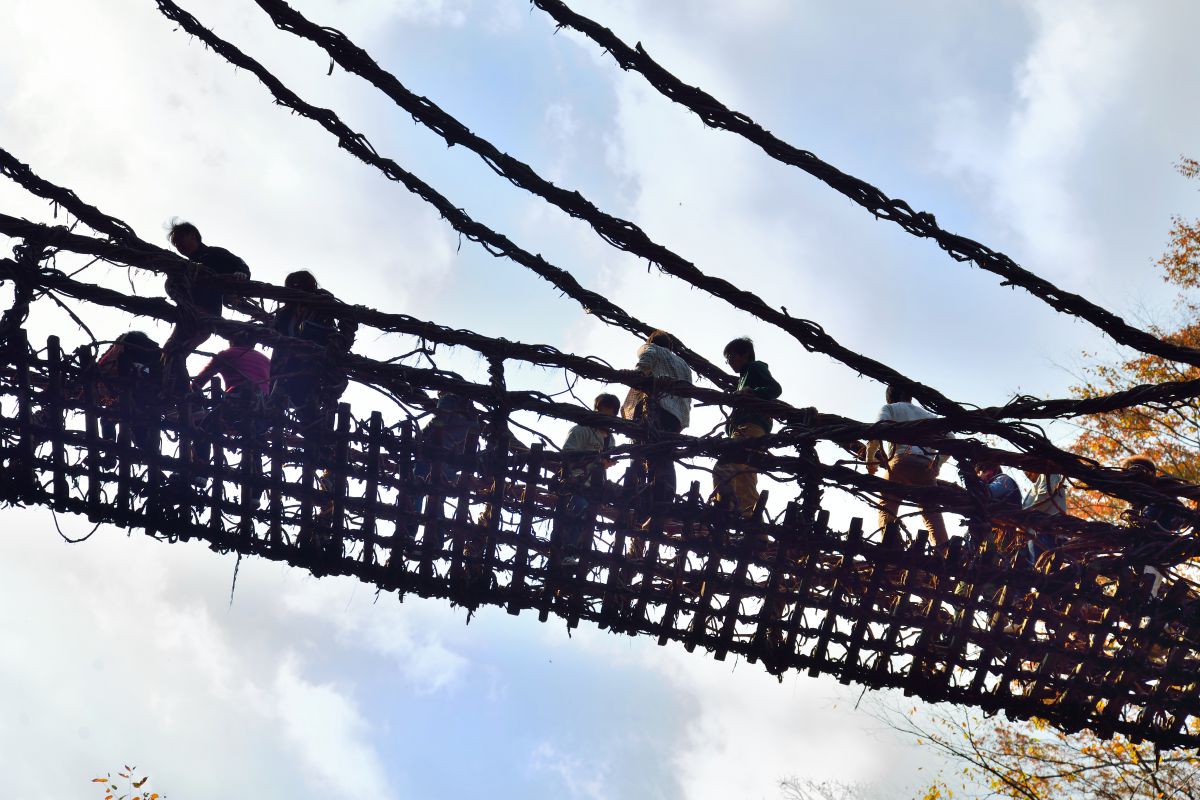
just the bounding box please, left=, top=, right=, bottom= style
left=808, top=516, right=862, bottom=675
left=507, top=443, right=543, bottom=615
left=237, top=392, right=260, bottom=541
left=13, top=329, right=35, bottom=502
left=267, top=413, right=285, bottom=547
left=658, top=481, right=700, bottom=646
left=360, top=411, right=384, bottom=566
left=81, top=364, right=102, bottom=520
left=207, top=383, right=225, bottom=540
left=329, top=403, right=352, bottom=556
left=45, top=336, right=68, bottom=507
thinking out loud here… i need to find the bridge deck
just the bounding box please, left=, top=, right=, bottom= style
left=1, top=334, right=1198, bottom=748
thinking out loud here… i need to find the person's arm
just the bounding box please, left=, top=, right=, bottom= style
left=600, top=430, right=617, bottom=468
left=745, top=362, right=782, bottom=399
left=619, top=387, right=640, bottom=420
left=220, top=263, right=260, bottom=318
left=200, top=247, right=261, bottom=318
left=865, top=406, right=893, bottom=474
left=865, top=440, right=884, bottom=474
left=204, top=246, right=251, bottom=281
left=191, top=353, right=222, bottom=392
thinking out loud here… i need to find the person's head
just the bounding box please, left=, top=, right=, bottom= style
left=885, top=384, right=912, bottom=405
left=168, top=220, right=202, bottom=257
left=646, top=329, right=675, bottom=351
left=1023, top=469, right=1039, bottom=482
left=974, top=460, right=1000, bottom=482
left=284, top=270, right=319, bottom=292
left=593, top=393, right=620, bottom=416
left=1121, top=454, right=1157, bottom=479
left=118, top=330, right=159, bottom=355
left=723, top=337, right=755, bottom=373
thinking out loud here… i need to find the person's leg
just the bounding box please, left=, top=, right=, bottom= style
left=892, top=455, right=948, bottom=547
left=710, top=459, right=737, bottom=510
left=559, top=501, right=587, bottom=555
left=568, top=467, right=606, bottom=558
left=1026, top=528, right=1057, bottom=568
left=883, top=456, right=932, bottom=538
left=296, top=391, right=324, bottom=437
left=160, top=320, right=211, bottom=396
left=879, top=455, right=910, bottom=534
left=625, top=436, right=651, bottom=520
left=647, top=408, right=680, bottom=504
left=402, top=467, right=428, bottom=542
left=192, top=410, right=214, bottom=464
left=919, top=505, right=949, bottom=548
left=729, top=423, right=765, bottom=517
left=878, top=491, right=902, bottom=536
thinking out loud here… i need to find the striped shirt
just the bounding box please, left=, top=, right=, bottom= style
left=621, top=343, right=692, bottom=429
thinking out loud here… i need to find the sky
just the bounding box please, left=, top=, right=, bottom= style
left=1, top=0, right=1199, bottom=797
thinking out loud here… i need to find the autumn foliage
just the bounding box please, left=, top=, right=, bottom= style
left=889, top=705, right=1200, bottom=800
left=895, top=159, right=1200, bottom=800
left=1071, top=158, right=1200, bottom=521
left=91, top=765, right=163, bottom=800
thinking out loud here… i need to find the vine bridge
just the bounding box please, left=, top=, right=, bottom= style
left=2, top=0, right=1200, bottom=752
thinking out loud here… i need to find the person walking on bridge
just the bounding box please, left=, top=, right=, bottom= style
left=865, top=384, right=949, bottom=547
left=620, top=330, right=692, bottom=513
left=188, top=329, right=271, bottom=469
left=1022, top=468, right=1068, bottom=565
left=711, top=337, right=781, bottom=517
left=557, top=392, right=620, bottom=566
left=268, top=270, right=358, bottom=433
left=163, top=220, right=254, bottom=395
left=975, top=461, right=1022, bottom=508
left=91, top=330, right=163, bottom=465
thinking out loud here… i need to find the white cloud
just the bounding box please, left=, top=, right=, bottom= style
left=530, top=742, right=610, bottom=800
left=323, top=0, right=471, bottom=29
left=0, top=510, right=404, bottom=797
left=276, top=657, right=398, bottom=799
left=933, top=1, right=1139, bottom=280
left=281, top=582, right=469, bottom=695
left=0, top=0, right=458, bottom=329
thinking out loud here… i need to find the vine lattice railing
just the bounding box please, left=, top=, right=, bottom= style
left=2, top=332, right=1198, bottom=748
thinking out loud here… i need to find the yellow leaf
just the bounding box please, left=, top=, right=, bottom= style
left=133, top=777, right=148, bottom=789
